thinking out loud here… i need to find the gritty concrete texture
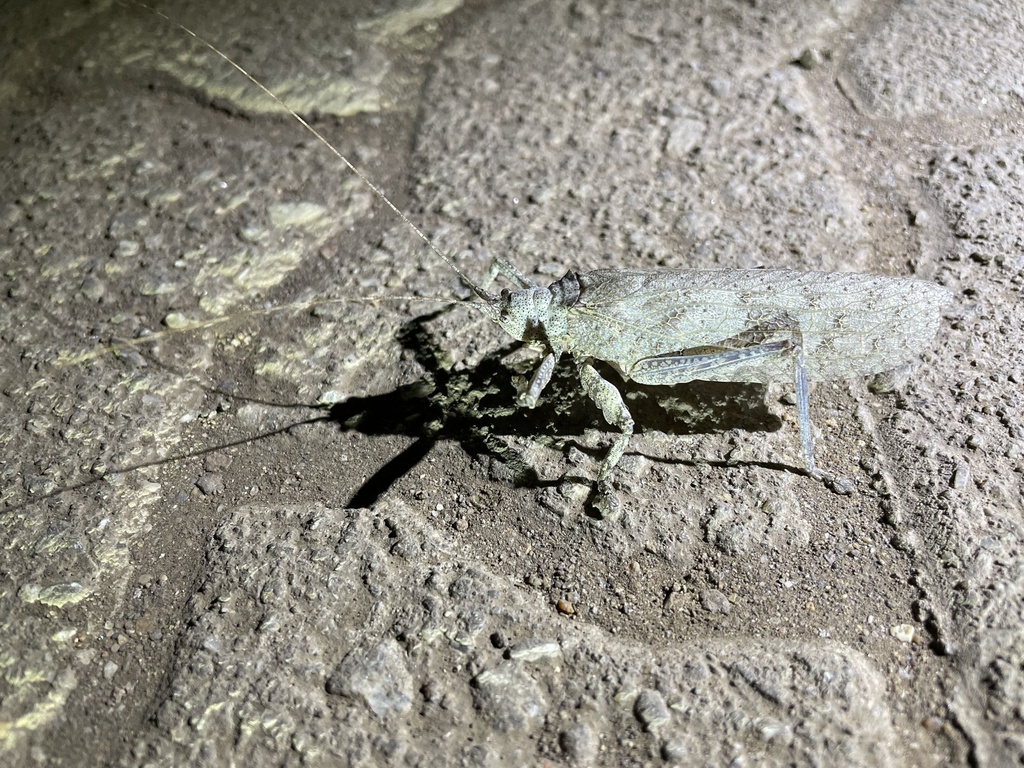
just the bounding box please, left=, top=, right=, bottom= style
left=0, top=0, right=1020, bottom=765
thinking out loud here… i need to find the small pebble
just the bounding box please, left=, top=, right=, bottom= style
left=508, top=639, right=560, bottom=662
left=952, top=462, right=970, bottom=490
left=559, top=724, right=598, bottom=763
left=634, top=689, right=670, bottom=731
left=797, top=47, right=823, bottom=69
left=890, top=623, right=916, bottom=643
left=700, top=588, right=731, bottom=615
left=196, top=473, right=225, bottom=495
left=80, top=274, right=105, bottom=302
left=661, top=738, right=690, bottom=762
left=113, top=239, right=141, bottom=258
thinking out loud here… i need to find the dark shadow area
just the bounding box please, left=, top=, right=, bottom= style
left=13, top=308, right=788, bottom=512
left=332, top=309, right=784, bottom=507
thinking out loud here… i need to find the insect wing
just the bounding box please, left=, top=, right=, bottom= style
left=568, top=270, right=761, bottom=369
left=567, top=269, right=949, bottom=382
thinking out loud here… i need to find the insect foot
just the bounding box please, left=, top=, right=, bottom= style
left=590, top=480, right=623, bottom=521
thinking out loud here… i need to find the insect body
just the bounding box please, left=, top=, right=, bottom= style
left=147, top=8, right=952, bottom=501
left=477, top=262, right=950, bottom=496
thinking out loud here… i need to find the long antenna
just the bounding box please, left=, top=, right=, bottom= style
left=131, top=2, right=497, bottom=302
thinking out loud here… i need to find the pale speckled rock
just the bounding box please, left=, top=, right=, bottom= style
left=633, top=689, right=670, bottom=731
left=116, top=501, right=899, bottom=766
left=664, top=118, right=706, bottom=158
left=922, top=142, right=1024, bottom=762
left=841, top=3, right=1024, bottom=118
left=471, top=662, right=548, bottom=733
left=326, top=640, right=414, bottom=718
left=558, top=723, right=599, bottom=764
left=700, top=588, right=731, bottom=615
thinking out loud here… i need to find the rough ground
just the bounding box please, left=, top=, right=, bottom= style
left=1, top=0, right=1021, bottom=765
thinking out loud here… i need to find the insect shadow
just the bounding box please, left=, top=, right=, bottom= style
left=331, top=307, right=784, bottom=508
left=16, top=305, right=786, bottom=515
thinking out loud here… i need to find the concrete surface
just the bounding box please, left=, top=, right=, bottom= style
left=1, top=0, right=1021, bottom=765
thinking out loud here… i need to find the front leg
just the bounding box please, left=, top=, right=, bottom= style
left=520, top=352, right=558, bottom=408
left=578, top=360, right=635, bottom=484
left=519, top=353, right=631, bottom=515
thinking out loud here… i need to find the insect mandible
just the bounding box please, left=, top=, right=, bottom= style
left=149, top=7, right=952, bottom=506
